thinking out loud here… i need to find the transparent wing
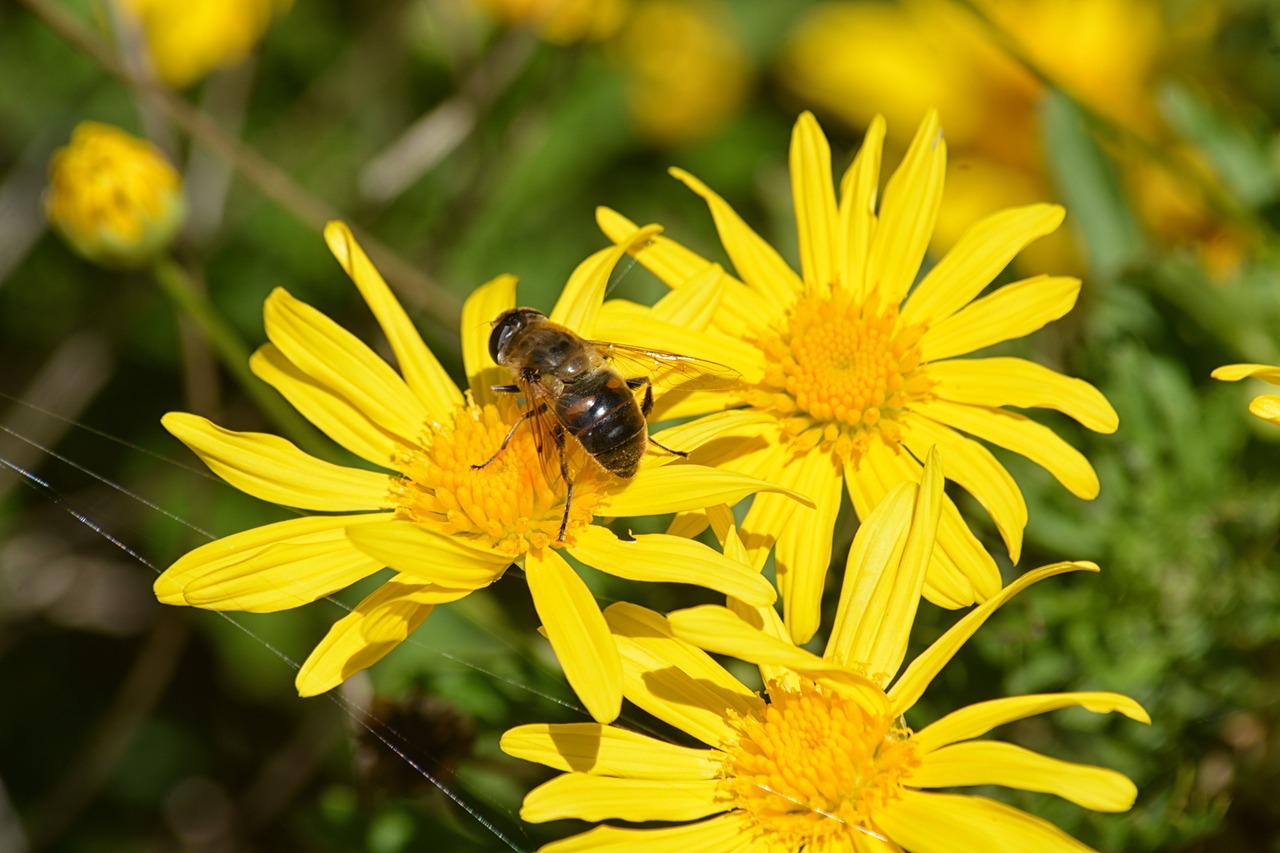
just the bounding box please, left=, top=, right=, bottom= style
left=514, top=376, right=567, bottom=486
left=589, top=341, right=742, bottom=396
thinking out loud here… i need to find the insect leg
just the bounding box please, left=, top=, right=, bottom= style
left=472, top=403, right=546, bottom=469
left=625, top=376, right=654, bottom=417
left=647, top=436, right=688, bottom=459
left=489, top=384, right=521, bottom=394
left=552, top=424, right=573, bottom=542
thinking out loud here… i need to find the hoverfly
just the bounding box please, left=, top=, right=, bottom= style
left=474, top=307, right=739, bottom=541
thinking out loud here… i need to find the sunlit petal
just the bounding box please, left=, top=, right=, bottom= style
left=919, top=275, right=1080, bottom=362
left=599, top=462, right=809, bottom=517
left=537, top=813, right=752, bottom=853
left=460, top=273, right=517, bottom=407
left=250, top=345, right=399, bottom=466
left=914, top=691, right=1151, bottom=753
left=866, top=109, right=944, bottom=310
left=521, top=773, right=728, bottom=823
left=910, top=741, right=1138, bottom=812
left=262, top=288, right=429, bottom=442
left=550, top=226, right=663, bottom=339
left=1213, top=363, right=1280, bottom=384
left=902, top=205, right=1066, bottom=328
left=838, top=114, right=885, bottom=301
left=670, top=167, right=802, bottom=310
left=345, top=520, right=509, bottom=588
left=323, top=221, right=463, bottom=420
left=295, top=574, right=467, bottom=696
left=773, top=449, right=843, bottom=644
left=500, top=723, right=721, bottom=778
left=162, top=412, right=392, bottom=511
left=528, top=548, right=622, bottom=724
left=606, top=602, right=756, bottom=746
left=913, top=399, right=1100, bottom=499
left=791, top=112, right=839, bottom=295
left=878, top=791, right=1098, bottom=853
left=889, top=562, right=1099, bottom=714
left=928, top=358, right=1118, bottom=434
left=568, top=526, right=776, bottom=606
left=156, top=513, right=391, bottom=612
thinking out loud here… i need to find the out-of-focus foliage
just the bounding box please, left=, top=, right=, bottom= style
left=3, top=0, right=1280, bottom=851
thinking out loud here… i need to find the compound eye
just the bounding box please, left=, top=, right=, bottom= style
left=489, top=312, right=520, bottom=364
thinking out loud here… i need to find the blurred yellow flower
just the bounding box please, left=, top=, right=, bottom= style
left=118, top=0, right=290, bottom=88
left=44, top=121, right=185, bottom=269
left=503, top=454, right=1148, bottom=851
left=610, top=0, right=751, bottom=146
left=155, top=222, right=795, bottom=723
left=1212, top=364, right=1280, bottom=424
left=473, top=0, right=628, bottom=44
left=598, top=112, right=1116, bottom=643
left=781, top=0, right=1227, bottom=270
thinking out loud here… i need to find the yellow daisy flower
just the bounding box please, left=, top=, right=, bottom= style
left=596, top=111, right=1118, bottom=642
left=154, top=222, right=796, bottom=724
left=1212, top=364, right=1280, bottom=424
left=502, top=452, right=1148, bottom=852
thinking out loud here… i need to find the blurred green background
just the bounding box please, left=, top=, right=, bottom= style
left=4, top=0, right=1280, bottom=850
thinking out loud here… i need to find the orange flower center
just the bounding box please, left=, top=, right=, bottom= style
left=723, top=680, right=918, bottom=848
left=390, top=400, right=605, bottom=556
left=750, top=294, right=931, bottom=460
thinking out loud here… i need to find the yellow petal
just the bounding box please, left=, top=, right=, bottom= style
left=568, top=526, right=776, bottom=607
left=521, top=773, right=727, bottom=823
left=537, top=813, right=752, bottom=853
left=596, top=207, right=706, bottom=284
left=852, top=441, right=999, bottom=608
left=866, top=109, right=944, bottom=310
left=929, top=357, right=1118, bottom=434
left=605, top=602, right=756, bottom=746
left=919, top=275, right=1081, bottom=362
left=648, top=410, right=775, bottom=457
left=1212, top=362, right=1280, bottom=383
left=910, top=741, right=1138, bottom=812
left=590, top=309, right=765, bottom=386
left=550, top=226, right=663, bottom=339
left=323, top=222, right=463, bottom=420
left=902, top=204, right=1067, bottom=328
left=668, top=604, right=885, bottom=708
left=878, top=791, right=1099, bottom=853
left=647, top=261, right=725, bottom=329
left=827, top=482, right=914, bottom=671
left=156, top=513, right=391, bottom=612
left=250, top=345, right=397, bottom=467
left=262, top=288, right=429, bottom=442
left=527, top=549, right=623, bottom=724
left=500, top=723, right=721, bottom=778
left=902, top=416, right=1027, bottom=562
left=460, top=273, right=517, bottom=407
left=838, top=114, right=885, bottom=301
left=345, top=520, right=509, bottom=588
left=773, top=449, right=843, bottom=644
left=599, top=462, right=809, bottom=518
left=829, top=449, right=942, bottom=682
left=670, top=167, right=802, bottom=311
left=162, top=412, right=393, bottom=511
left=915, top=691, right=1150, bottom=753
left=890, top=562, right=1099, bottom=715
left=790, top=112, right=839, bottom=295
left=295, top=574, right=465, bottom=696
left=1249, top=394, right=1280, bottom=423
left=914, top=399, right=1100, bottom=499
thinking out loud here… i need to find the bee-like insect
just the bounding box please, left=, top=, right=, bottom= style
left=475, top=307, right=738, bottom=541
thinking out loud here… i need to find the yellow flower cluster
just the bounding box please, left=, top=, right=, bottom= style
left=45, top=122, right=185, bottom=269
left=149, top=110, right=1151, bottom=851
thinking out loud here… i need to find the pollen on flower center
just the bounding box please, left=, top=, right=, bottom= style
left=722, top=680, right=918, bottom=848
left=390, top=400, right=604, bottom=555
left=750, top=294, right=931, bottom=458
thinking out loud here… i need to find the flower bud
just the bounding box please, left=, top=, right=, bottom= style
left=45, top=122, right=186, bottom=269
